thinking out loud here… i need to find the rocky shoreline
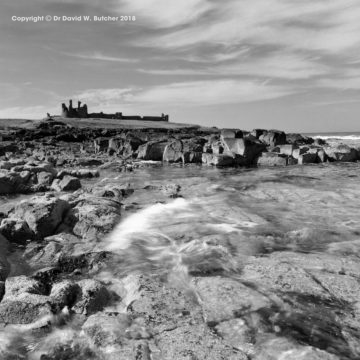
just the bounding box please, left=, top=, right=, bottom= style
left=1, top=119, right=360, bottom=359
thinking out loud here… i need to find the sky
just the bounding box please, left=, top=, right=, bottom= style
left=1, top=0, right=360, bottom=132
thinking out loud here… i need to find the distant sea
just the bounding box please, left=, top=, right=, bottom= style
left=303, top=132, right=360, bottom=147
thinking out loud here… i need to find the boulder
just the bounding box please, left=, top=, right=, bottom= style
left=137, top=141, right=168, bottom=161
left=0, top=218, right=34, bottom=244
left=202, top=153, right=235, bottom=167
left=257, top=152, right=288, bottom=166
left=13, top=195, right=70, bottom=239
left=276, top=144, right=298, bottom=156
left=251, top=129, right=267, bottom=139
left=0, top=171, right=26, bottom=194
left=68, top=197, right=121, bottom=239
left=324, top=145, right=358, bottom=162
left=0, top=276, right=52, bottom=324
left=221, top=138, right=266, bottom=164
left=51, top=175, right=81, bottom=192
left=163, top=140, right=184, bottom=163
left=298, top=152, right=318, bottom=164
left=220, top=129, right=243, bottom=139
left=259, top=130, right=286, bottom=147
left=286, top=133, right=314, bottom=145
left=292, top=147, right=310, bottom=159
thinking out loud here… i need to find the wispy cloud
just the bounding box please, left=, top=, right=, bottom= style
left=139, top=52, right=328, bottom=79
left=75, top=80, right=295, bottom=108
left=61, top=51, right=138, bottom=63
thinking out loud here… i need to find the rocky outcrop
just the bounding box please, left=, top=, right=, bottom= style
left=12, top=195, right=70, bottom=239
left=137, top=141, right=168, bottom=161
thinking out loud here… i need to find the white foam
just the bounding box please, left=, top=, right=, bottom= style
left=105, top=197, right=191, bottom=251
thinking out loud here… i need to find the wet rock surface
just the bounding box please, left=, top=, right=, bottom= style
left=1, top=123, right=360, bottom=359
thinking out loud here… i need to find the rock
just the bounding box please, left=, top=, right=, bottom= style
left=276, top=144, right=298, bottom=156
left=91, top=184, right=134, bottom=201
left=298, top=152, right=318, bottom=164
left=0, top=171, right=25, bottom=194
left=240, top=252, right=338, bottom=299
left=68, top=197, right=121, bottom=239
left=286, top=133, right=314, bottom=145
left=202, top=153, right=235, bottom=167
left=254, top=337, right=340, bottom=360
left=325, top=145, right=358, bottom=162
left=194, top=276, right=270, bottom=324
left=215, top=318, right=255, bottom=355
left=250, top=129, right=267, bottom=139
left=220, top=129, right=243, bottom=139
left=13, top=195, right=70, bottom=239
left=72, top=279, right=111, bottom=315
left=155, top=324, right=246, bottom=360
left=94, top=137, right=109, bottom=153
left=37, top=171, right=54, bottom=186
left=50, top=280, right=80, bottom=311
left=292, top=147, right=310, bottom=159
left=259, top=130, right=286, bottom=147
left=0, top=234, right=10, bottom=281
left=0, top=276, right=52, bottom=324
left=57, top=169, right=99, bottom=179
left=51, top=175, right=81, bottom=192
left=82, top=312, right=130, bottom=346
left=163, top=140, right=184, bottom=163
left=125, top=274, right=203, bottom=333
left=137, top=141, right=168, bottom=161
left=0, top=218, right=34, bottom=244
left=221, top=138, right=266, bottom=163
left=257, top=152, right=289, bottom=166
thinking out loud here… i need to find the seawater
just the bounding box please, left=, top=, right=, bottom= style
left=2, top=143, right=360, bottom=358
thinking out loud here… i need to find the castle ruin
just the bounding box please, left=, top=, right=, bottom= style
left=61, top=100, right=169, bottom=122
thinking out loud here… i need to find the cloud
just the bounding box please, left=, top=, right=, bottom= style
left=131, top=0, right=360, bottom=56
left=59, top=50, right=138, bottom=63
left=0, top=105, right=56, bottom=119
left=117, top=0, right=212, bottom=28
left=139, top=52, right=328, bottom=79
left=317, top=77, right=360, bottom=90
left=75, top=80, right=295, bottom=108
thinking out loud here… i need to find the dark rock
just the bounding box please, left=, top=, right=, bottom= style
left=298, top=152, right=318, bottom=164
left=325, top=145, right=358, bottom=162
left=0, top=218, right=34, bottom=244
left=0, top=234, right=10, bottom=281
left=137, top=141, right=168, bottom=161
left=202, top=153, right=235, bottom=167
left=259, top=130, right=286, bottom=147
left=51, top=176, right=81, bottom=192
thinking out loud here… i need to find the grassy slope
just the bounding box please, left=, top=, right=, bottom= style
left=0, top=117, right=209, bottom=131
